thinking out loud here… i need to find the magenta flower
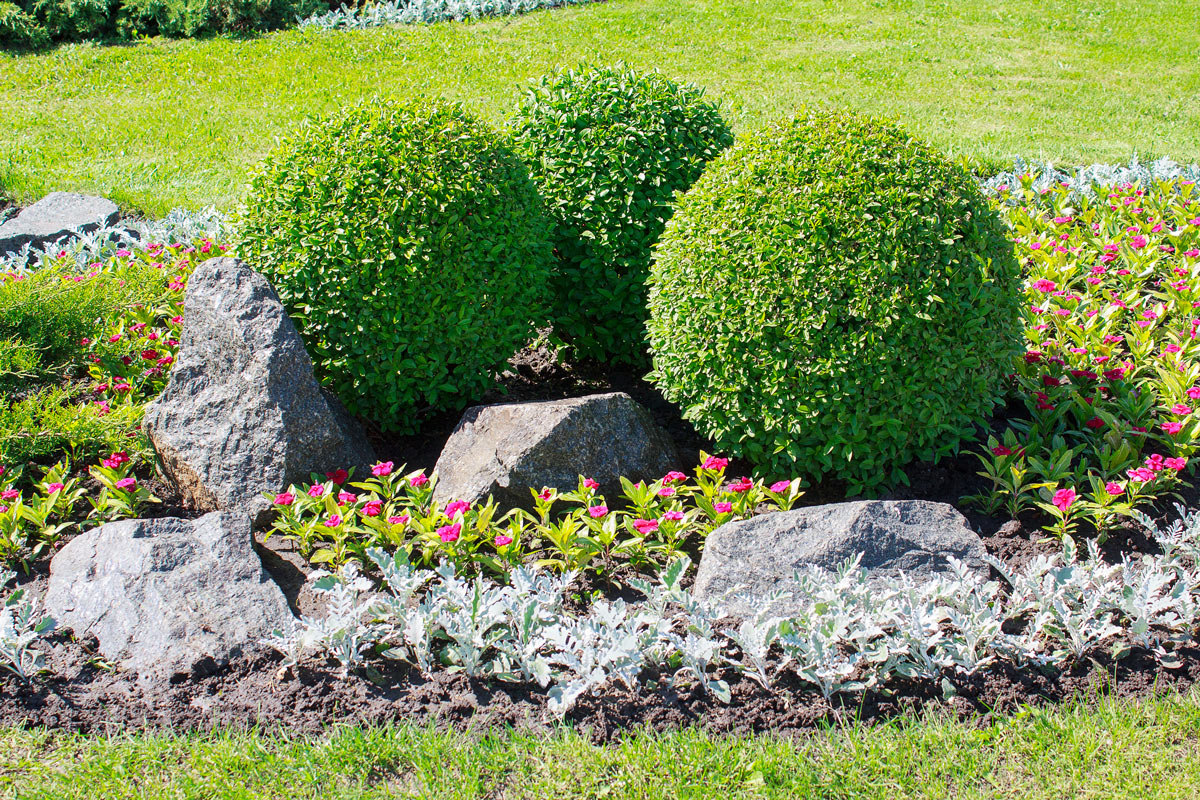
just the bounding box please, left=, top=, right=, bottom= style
left=1033, top=279, right=1057, bottom=293
left=115, top=477, right=137, bottom=491
left=662, top=471, right=687, bottom=484
left=102, top=451, right=130, bottom=469
left=1172, top=404, right=1193, bottom=416
left=494, top=534, right=513, bottom=547
left=274, top=492, right=295, bottom=506
left=538, top=488, right=553, bottom=501
left=658, top=486, right=676, bottom=498
left=633, top=518, right=659, bottom=535
left=437, top=523, right=461, bottom=543
left=325, top=469, right=349, bottom=486
left=362, top=500, right=383, bottom=517
left=337, top=491, right=357, bottom=505
left=324, top=514, right=341, bottom=528
left=46, top=482, right=64, bottom=494
left=661, top=510, right=684, bottom=522
left=582, top=478, right=600, bottom=490
left=1130, top=235, right=1149, bottom=249
left=991, top=445, right=1013, bottom=456
left=371, top=461, right=394, bottom=477
left=410, top=473, right=429, bottom=488
left=1127, top=467, right=1156, bottom=483
left=1165, top=457, right=1188, bottom=471
left=0, top=489, right=18, bottom=501
left=444, top=500, right=470, bottom=518
left=714, top=501, right=733, bottom=514
left=388, top=514, right=410, bottom=526
left=770, top=480, right=791, bottom=493
left=1104, top=481, right=1123, bottom=496
left=1085, top=417, right=1105, bottom=430
left=588, top=505, right=608, bottom=518
left=727, top=477, right=753, bottom=493
left=308, top=484, right=325, bottom=498
left=1051, top=487, right=1077, bottom=513
left=702, top=456, right=729, bottom=471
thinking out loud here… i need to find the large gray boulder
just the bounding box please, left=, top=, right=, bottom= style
left=44, top=512, right=294, bottom=682
left=142, top=257, right=373, bottom=525
left=432, top=392, right=679, bottom=508
left=694, top=500, right=989, bottom=617
left=0, top=192, right=119, bottom=255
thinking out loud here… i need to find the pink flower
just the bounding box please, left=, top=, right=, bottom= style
left=1033, top=279, right=1057, bottom=292
left=494, top=534, right=513, bottom=547
left=1104, top=482, right=1123, bottom=496
left=1165, top=457, right=1188, bottom=471
left=661, top=510, right=684, bottom=522
left=437, top=523, right=461, bottom=543
left=324, top=514, right=341, bottom=528
left=1085, top=417, right=1105, bottom=430
left=657, top=486, right=676, bottom=498
left=538, top=488, right=553, bottom=501
left=102, top=451, right=130, bottom=469
left=362, top=500, right=383, bottom=517
left=337, top=491, right=357, bottom=505
left=1163, top=421, right=1185, bottom=435
left=633, top=518, right=659, bottom=535
left=991, top=446, right=1012, bottom=456
left=1172, top=404, right=1192, bottom=416
left=1051, top=487, right=1077, bottom=513
left=0, top=489, right=18, bottom=501
left=0, top=506, right=7, bottom=514
left=702, top=456, right=729, bottom=471
left=582, top=477, right=600, bottom=490
left=307, top=484, right=325, bottom=497
left=410, top=473, right=429, bottom=488
left=371, top=461, right=394, bottom=477
left=1130, top=235, right=1149, bottom=249
left=46, top=482, right=65, bottom=493
left=714, top=501, right=733, bottom=514
left=1188, top=386, right=1200, bottom=400
left=727, top=477, right=753, bottom=493
left=662, top=471, right=687, bottom=484
left=115, top=477, right=137, bottom=491
left=770, top=480, right=791, bottom=493
left=588, top=505, right=608, bottom=518
left=388, top=514, right=409, bottom=526
left=325, top=469, right=349, bottom=486
left=444, top=500, right=470, bottom=518
left=1127, top=467, right=1156, bottom=483
left=274, top=492, right=295, bottom=506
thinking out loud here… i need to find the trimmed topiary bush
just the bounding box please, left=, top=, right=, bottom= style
left=509, top=65, right=734, bottom=365
left=647, top=112, right=1023, bottom=494
left=234, top=98, right=553, bottom=432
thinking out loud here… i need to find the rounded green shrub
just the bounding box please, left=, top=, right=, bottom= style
left=509, top=65, right=734, bottom=365
left=234, top=98, right=553, bottom=431
left=647, top=112, right=1022, bottom=493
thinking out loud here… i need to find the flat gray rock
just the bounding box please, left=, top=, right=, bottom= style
left=142, top=257, right=373, bottom=526
left=693, top=500, right=989, bottom=617
left=432, top=392, right=679, bottom=509
left=43, top=512, right=294, bottom=682
left=0, top=192, right=119, bottom=255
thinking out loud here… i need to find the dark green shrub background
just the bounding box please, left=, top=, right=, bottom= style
left=509, top=65, right=733, bottom=365
left=234, top=98, right=553, bottom=432
left=647, top=111, right=1022, bottom=493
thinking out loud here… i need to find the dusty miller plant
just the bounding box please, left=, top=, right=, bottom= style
left=0, top=569, right=55, bottom=680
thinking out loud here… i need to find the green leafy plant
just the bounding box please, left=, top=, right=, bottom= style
left=509, top=64, right=733, bottom=365
left=647, top=111, right=1023, bottom=494
left=235, top=98, right=554, bottom=431
left=0, top=1, right=48, bottom=47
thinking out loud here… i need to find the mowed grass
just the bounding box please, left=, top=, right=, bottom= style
left=1, top=0, right=1199, bottom=214
left=3, top=691, right=1200, bottom=799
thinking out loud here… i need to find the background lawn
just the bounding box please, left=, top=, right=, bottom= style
left=2, top=691, right=1200, bottom=799
left=1, top=0, right=1198, bottom=215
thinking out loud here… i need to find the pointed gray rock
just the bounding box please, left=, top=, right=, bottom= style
left=142, top=257, right=373, bottom=525
left=694, top=500, right=989, bottom=617
left=432, top=392, right=679, bottom=508
left=0, top=192, right=119, bottom=255
left=44, top=512, right=294, bottom=682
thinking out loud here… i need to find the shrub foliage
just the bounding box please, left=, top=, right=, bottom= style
left=647, top=112, right=1022, bottom=493
left=235, top=98, right=553, bottom=431
left=510, top=65, right=733, bottom=364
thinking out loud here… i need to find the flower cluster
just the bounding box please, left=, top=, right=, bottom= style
left=969, top=174, right=1200, bottom=535
left=264, top=453, right=805, bottom=580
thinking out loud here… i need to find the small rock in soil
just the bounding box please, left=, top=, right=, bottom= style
left=0, top=192, right=119, bottom=255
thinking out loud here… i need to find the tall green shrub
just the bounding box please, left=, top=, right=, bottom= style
left=509, top=65, right=733, bottom=365
left=234, top=98, right=553, bottom=431
left=647, top=112, right=1023, bottom=494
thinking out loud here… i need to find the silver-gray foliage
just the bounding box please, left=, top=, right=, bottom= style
left=982, top=156, right=1200, bottom=202
left=0, top=569, right=56, bottom=680
left=299, top=0, right=599, bottom=30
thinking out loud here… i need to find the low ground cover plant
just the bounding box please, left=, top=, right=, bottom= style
left=263, top=454, right=804, bottom=579
left=966, top=170, right=1200, bottom=536
left=509, top=65, right=733, bottom=364
left=234, top=98, right=554, bottom=432
left=648, top=111, right=1023, bottom=494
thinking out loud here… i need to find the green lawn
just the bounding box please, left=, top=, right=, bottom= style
left=1, top=0, right=1198, bottom=215
left=2, top=691, right=1199, bottom=798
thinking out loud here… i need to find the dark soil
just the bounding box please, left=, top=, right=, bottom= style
left=4, top=634, right=1199, bottom=743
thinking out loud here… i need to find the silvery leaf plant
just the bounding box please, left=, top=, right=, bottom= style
left=0, top=569, right=55, bottom=680
left=981, top=156, right=1200, bottom=203
left=266, top=509, right=1200, bottom=718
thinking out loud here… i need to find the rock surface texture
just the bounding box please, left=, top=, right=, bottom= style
left=0, top=192, right=119, bottom=255
left=141, top=257, right=373, bottom=525
left=694, top=500, right=989, bottom=616
left=432, top=392, right=679, bottom=508
left=43, top=512, right=294, bottom=682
